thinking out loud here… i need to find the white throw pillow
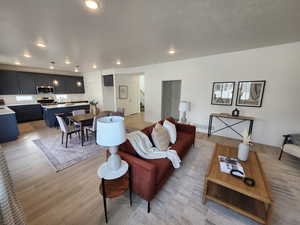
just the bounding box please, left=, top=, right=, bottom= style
left=163, top=120, right=177, bottom=144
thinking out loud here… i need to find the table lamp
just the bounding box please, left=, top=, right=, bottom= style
left=179, top=101, right=190, bottom=123
left=96, top=116, right=126, bottom=178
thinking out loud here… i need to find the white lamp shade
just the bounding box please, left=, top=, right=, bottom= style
left=179, top=101, right=190, bottom=112
left=96, top=116, right=126, bottom=146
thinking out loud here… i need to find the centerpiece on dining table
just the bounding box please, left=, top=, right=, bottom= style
left=89, top=100, right=99, bottom=115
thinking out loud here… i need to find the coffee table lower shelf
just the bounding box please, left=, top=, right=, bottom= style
left=204, top=182, right=269, bottom=224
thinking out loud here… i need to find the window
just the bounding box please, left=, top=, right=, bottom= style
left=16, top=96, right=33, bottom=102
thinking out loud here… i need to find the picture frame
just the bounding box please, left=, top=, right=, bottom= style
left=119, top=85, right=128, bottom=99
left=236, top=80, right=266, bottom=107
left=211, top=81, right=235, bottom=106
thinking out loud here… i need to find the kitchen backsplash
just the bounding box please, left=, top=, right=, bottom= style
left=0, top=94, right=87, bottom=105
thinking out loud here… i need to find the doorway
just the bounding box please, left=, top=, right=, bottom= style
left=114, top=73, right=144, bottom=116
left=161, top=80, right=182, bottom=120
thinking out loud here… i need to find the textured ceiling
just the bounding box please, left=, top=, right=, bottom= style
left=0, top=0, right=300, bottom=72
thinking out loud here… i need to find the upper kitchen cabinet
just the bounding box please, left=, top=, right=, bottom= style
left=52, top=75, right=67, bottom=94
left=0, top=70, right=20, bottom=95
left=17, top=72, right=37, bottom=94
left=34, top=73, right=52, bottom=86
left=60, top=76, right=85, bottom=94
left=0, top=69, right=85, bottom=95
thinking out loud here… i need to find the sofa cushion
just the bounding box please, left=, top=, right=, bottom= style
left=151, top=123, right=170, bottom=151
left=147, top=158, right=173, bottom=185
left=163, top=120, right=177, bottom=144
left=170, top=131, right=194, bottom=158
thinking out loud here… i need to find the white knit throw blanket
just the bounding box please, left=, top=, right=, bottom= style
left=127, top=131, right=181, bottom=168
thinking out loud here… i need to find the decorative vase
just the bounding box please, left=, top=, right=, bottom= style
left=238, top=143, right=249, bottom=161
left=90, top=105, right=97, bottom=115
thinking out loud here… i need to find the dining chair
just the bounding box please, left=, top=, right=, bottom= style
left=85, top=115, right=102, bottom=143
left=72, top=109, right=86, bottom=127
left=279, top=134, right=300, bottom=160
left=56, top=116, right=81, bottom=148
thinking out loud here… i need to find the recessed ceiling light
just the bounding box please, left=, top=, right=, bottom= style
left=49, top=61, right=55, bottom=70
left=74, top=65, right=80, bottom=72
left=15, top=60, right=21, bottom=65
left=85, top=0, right=99, bottom=9
left=23, top=52, right=31, bottom=58
left=168, top=49, right=176, bottom=55
left=92, top=64, right=97, bottom=69
left=36, top=41, right=46, bottom=48
left=65, top=58, right=71, bottom=64
left=116, top=60, right=121, bottom=65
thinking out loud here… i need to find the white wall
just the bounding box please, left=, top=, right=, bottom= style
left=83, top=71, right=103, bottom=108
left=103, top=42, right=300, bottom=147
left=115, top=74, right=140, bottom=115
left=139, top=75, right=145, bottom=92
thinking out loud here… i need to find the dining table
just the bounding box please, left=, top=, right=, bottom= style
left=68, top=111, right=112, bottom=146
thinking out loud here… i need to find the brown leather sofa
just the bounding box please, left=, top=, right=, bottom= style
left=118, top=117, right=196, bottom=212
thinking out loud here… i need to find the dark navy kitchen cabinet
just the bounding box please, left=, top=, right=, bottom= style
left=0, top=69, right=85, bottom=95
left=0, top=70, right=20, bottom=94
left=8, top=104, right=43, bottom=123
left=43, top=104, right=90, bottom=127
left=52, top=75, right=68, bottom=94
left=17, top=72, right=37, bottom=94
left=65, top=76, right=85, bottom=93
left=0, top=113, right=19, bottom=143
left=53, top=76, right=85, bottom=94
left=34, top=73, right=52, bottom=86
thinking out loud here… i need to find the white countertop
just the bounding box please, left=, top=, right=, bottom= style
left=6, top=102, right=40, bottom=107
left=0, top=106, right=16, bottom=115
left=42, top=102, right=89, bottom=109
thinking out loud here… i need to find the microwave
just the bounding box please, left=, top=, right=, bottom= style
left=36, top=86, right=54, bottom=94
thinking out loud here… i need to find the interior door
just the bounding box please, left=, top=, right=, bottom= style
left=161, top=80, right=181, bottom=120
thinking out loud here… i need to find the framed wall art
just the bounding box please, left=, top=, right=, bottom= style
left=236, top=80, right=266, bottom=107
left=119, top=85, right=128, bottom=99
left=211, top=82, right=235, bottom=106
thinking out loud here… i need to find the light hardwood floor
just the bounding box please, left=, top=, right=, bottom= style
left=0, top=114, right=295, bottom=225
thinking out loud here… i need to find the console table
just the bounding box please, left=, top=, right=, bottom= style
left=208, top=113, right=255, bottom=138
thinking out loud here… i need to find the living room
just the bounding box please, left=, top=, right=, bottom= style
left=1, top=1, right=300, bottom=225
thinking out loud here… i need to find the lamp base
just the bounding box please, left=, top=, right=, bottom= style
left=107, top=146, right=121, bottom=170
left=180, top=112, right=187, bottom=123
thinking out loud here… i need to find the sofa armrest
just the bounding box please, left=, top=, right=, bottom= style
left=118, top=151, right=157, bottom=201
left=176, top=123, right=196, bottom=135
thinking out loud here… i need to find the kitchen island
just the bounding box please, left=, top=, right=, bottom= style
left=0, top=106, right=19, bottom=143
left=42, top=103, right=90, bottom=127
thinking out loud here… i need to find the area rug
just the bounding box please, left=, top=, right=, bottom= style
left=33, top=133, right=105, bottom=172
left=33, top=128, right=137, bottom=172
left=101, top=139, right=300, bottom=225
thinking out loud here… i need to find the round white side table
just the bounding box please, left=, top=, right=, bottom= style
left=97, top=160, right=132, bottom=223
left=97, top=160, right=128, bottom=180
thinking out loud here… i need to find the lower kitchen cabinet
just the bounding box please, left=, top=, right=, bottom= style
left=8, top=104, right=43, bottom=123
left=0, top=113, right=19, bottom=143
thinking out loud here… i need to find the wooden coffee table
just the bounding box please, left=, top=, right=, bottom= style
left=203, top=144, right=272, bottom=225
